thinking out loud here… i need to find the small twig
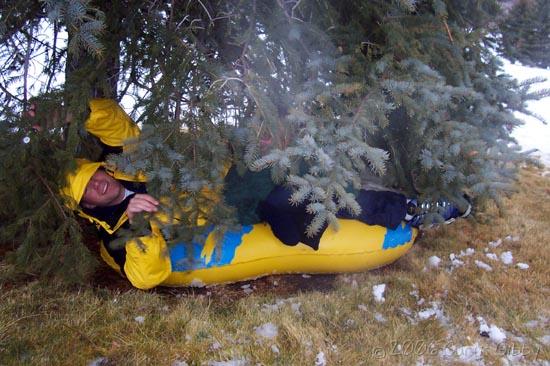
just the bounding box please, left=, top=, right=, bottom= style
left=45, top=23, right=60, bottom=93
left=118, top=57, right=137, bottom=99
left=22, top=26, right=33, bottom=105
left=19, top=28, right=65, bottom=53
left=162, top=129, right=175, bottom=144
left=197, top=0, right=213, bottom=25
left=208, top=77, right=245, bottom=92
left=0, top=82, right=23, bottom=102
left=291, top=0, right=303, bottom=18
left=443, top=19, right=453, bottom=43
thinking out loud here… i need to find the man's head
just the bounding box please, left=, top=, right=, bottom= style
left=62, top=159, right=125, bottom=209
left=80, top=168, right=126, bottom=209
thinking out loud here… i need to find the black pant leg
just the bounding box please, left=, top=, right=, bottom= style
left=259, top=186, right=325, bottom=250
left=338, top=190, right=407, bottom=230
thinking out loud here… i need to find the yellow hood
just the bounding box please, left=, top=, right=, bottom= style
left=61, top=159, right=103, bottom=208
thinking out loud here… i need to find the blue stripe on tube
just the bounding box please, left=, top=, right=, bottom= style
left=170, top=225, right=253, bottom=271
left=382, top=223, right=413, bottom=249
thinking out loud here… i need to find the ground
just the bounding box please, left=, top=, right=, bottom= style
left=0, top=166, right=549, bottom=365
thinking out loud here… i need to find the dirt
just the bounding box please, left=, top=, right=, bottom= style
left=91, top=258, right=338, bottom=301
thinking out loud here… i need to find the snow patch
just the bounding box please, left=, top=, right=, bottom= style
left=488, top=239, right=502, bottom=248
left=416, top=302, right=449, bottom=326
left=439, top=343, right=484, bottom=366
left=189, top=278, right=206, bottom=287
left=344, top=318, right=355, bottom=327
left=262, top=298, right=301, bottom=314
left=134, top=316, right=145, bottom=324
left=539, top=335, right=550, bottom=346
left=428, top=255, right=441, bottom=268
left=372, top=284, right=386, bottom=303
left=459, top=248, right=475, bottom=257
left=271, top=345, right=280, bottom=354
left=291, top=302, right=301, bottom=314
left=315, top=351, right=326, bottom=366
left=374, top=312, right=387, bottom=323
left=485, top=253, right=498, bottom=261
left=262, top=299, right=286, bottom=312
left=417, top=308, right=437, bottom=320
left=399, top=307, right=417, bottom=324
left=501, top=352, right=525, bottom=365
left=478, top=317, right=506, bottom=344
left=449, top=253, right=465, bottom=268
left=500, top=251, right=514, bottom=265
left=456, top=343, right=484, bottom=365
left=524, top=319, right=540, bottom=328
left=475, top=260, right=493, bottom=271
left=241, top=284, right=253, bottom=294
left=207, top=359, right=248, bottom=366
left=255, top=322, right=278, bottom=339
left=517, top=263, right=530, bottom=270
left=172, top=361, right=188, bottom=366
left=88, top=357, right=108, bottom=366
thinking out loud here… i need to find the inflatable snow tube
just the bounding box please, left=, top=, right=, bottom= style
left=162, top=220, right=417, bottom=287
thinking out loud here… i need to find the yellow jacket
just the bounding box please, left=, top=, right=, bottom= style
left=63, top=99, right=171, bottom=289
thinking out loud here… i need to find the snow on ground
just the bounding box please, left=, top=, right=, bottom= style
left=261, top=298, right=302, bottom=315
left=374, top=312, right=387, bottom=323
left=207, top=359, right=248, bottom=366
left=517, top=263, right=530, bottom=270
left=500, top=251, right=514, bottom=265
left=442, top=236, right=530, bottom=274
left=88, top=357, right=108, bottom=366
left=428, top=255, right=442, bottom=268
left=315, top=351, right=327, bottom=366
left=172, top=361, right=188, bottom=366
left=372, top=284, right=386, bottom=303
left=486, top=253, right=499, bottom=261
left=439, top=343, right=485, bottom=366
left=475, top=260, right=493, bottom=271
left=254, top=322, right=278, bottom=339
left=501, top=59, right=550, bottom=167
left=134, top=315, right=145, bottom=324
left=477, top=317, right=507, bottom=344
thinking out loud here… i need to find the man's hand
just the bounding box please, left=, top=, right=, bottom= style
left=126, top=194, right=159, bottom=223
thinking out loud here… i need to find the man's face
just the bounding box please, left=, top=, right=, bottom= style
left=81, top=169, right=125, bottom=209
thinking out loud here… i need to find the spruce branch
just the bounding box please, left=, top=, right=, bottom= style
left=31, top=165, right=67, bottom=220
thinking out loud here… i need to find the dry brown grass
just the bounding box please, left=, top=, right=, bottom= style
left=1, top=167, right=549, bottom=365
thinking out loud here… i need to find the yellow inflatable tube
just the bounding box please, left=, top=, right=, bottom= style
left=163, top=220, right=417, bottom=287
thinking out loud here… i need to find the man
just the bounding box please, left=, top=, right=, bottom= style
left=62, top=99, right=172, bottom=289
left=63, top=99, right=471, bottom=289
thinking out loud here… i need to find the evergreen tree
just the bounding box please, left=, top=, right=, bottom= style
left=499, top=0, right=550, bottom=68
left=0, top=0, right=548, bottom=283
